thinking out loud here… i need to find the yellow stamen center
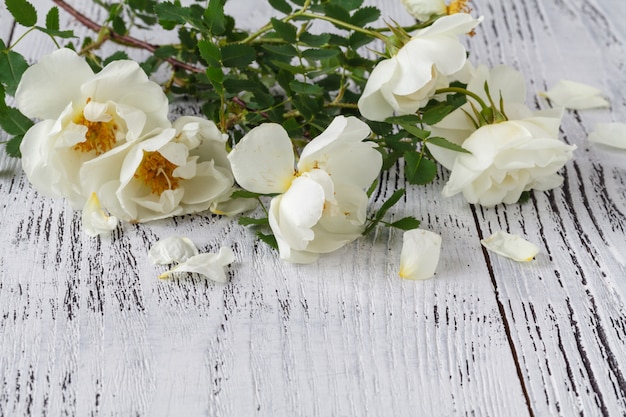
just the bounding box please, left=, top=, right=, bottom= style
left=134, top=151, right=181, bottom=195
left=447, top=0, right=471, bottom=15
left=73, top=113, right=118, bottom=155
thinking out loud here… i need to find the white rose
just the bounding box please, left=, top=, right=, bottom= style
left=401, top=0, right=447, bottom=21
left=228, top=116, right=382, bottom=263
left=16, top=48, right=170, bottom=208
left=81, top=118, right=234, bottom=223
left=441, top=117, right=576, bottom=206
left=428, top=63, right=532, bottom=169
left=358, top=13, right=482, bottom=121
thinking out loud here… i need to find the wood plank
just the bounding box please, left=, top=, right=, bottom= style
left=468, top=0, right=626, bottom=415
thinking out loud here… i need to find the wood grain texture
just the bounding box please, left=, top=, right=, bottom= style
left=1, top=0, right=625, bottom=416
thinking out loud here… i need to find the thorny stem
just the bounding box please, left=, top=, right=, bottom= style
left=52, top=0, right=204, bottom=73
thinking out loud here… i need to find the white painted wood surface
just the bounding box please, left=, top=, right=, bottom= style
left=1, top=0, right=625, bottom=416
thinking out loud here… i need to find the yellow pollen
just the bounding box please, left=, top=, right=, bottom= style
left=447, top=0, right=471, bottom=15
left=73, top=113, right=118, bottom=155
left=134, top=151, right=181, bottom=195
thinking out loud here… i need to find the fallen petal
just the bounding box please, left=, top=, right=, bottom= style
left=148, top=236, right=199, bottom=265
left=481, top=231, right=539, bottom=262
left=399, top=229, right=442, bottom=280
left=587, top=122, right=626, bottom=150
left=539, top=80, right=609, bottom=110
left=82, top=192, right=118, bottom=237
left=159, top=247, right=235, bottom=283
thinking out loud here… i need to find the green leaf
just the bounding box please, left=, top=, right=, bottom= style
left=45, top=6, right=59, bottom=30
left=425, top=136, right=471, bottom=154
left=239, top=216, right=269, bottom=226
left=299, top=32, right=331, bottom=47
left=270, top=18, right=297, bottom=44
left=155, top=2, right=192, bottom=25
left=0, top=106, right=33, bottom=135
left=5, top=135, right=23, bottom=158
left=34, top=27, right=75, bottom=38
left=389, top=216, right=421, bottom=231
left=198, top=39, right=221, bottom=67
left=302, top=48, right=340, bottom=61
left=0, top=49, right=29, bottom=96
left=5, top=0, right=37, bottom=27
left=231, top=189, right=269, bottom=199
left=385, top=114, right=422, bottom=125
left=404, top=152, right=437, bottom=185
left=366, top=179, right=379, bottom=198
left=289, top=80, right=324, bottom=96
left=323, top=5, right=351, bottom=28
left=205, top=67, right=224, bottom=94
left=102, top=51, right=129, bottom=66
left=421, top=93, right=466, bottom=125
left=220, top=44, right=256, bottom=67
left=330, top=0, right=364, bottom=11
left=262, top=44, right=298, bottom=57
left=204, top=0, right=226, bottom=35
left=256, top=231, right=278, bottom=250
left=350, top=6, right=380, bottom=26
left=400, top=124, right=430, bottom=140
left=111, top=15, right=127, bottom=35
left=375, top=188, right=405, bottom=221
left=268, top=0, right=292, bottom=14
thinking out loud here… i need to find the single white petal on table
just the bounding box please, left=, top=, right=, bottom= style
left=148, top=236, right=199, bottom=265
left=481, top=231, right=539, bottom=262
left=399, top=229, right=442, bottom=280
left=159, top=247, right=236, bottom=283
left=587, top=122, right=626, bottom=150
left=539, top=80, right=609, bottom=109
left=82, top=193, right=118, bottom=237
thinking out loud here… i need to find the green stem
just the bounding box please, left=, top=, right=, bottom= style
left=299, top=12, right=389, bottom=43
left=435, top=87, right=489, bottom=111
left=7, top=27, right=36, bottom=50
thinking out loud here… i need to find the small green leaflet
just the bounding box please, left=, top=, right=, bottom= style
left=256, top=231, right=278, bottom=250
left=350, top=6, right=380, bottom=26
left=204, top=0, right=226, bottom=35
left=289, top=80, right=324, bottom=96
left=270, top=18, right=297, bottom=44
left=302, top=48, right=340, bottom=61
left=238, top=216, right=269, bottom=226
left=5, top=0, right=37, bottom=27
left=220, top=44, right=256, bottom=67
left=5, top=135, right=23, bottom=158
left=45, top=7, right=59, bottom=30
left=0, top=106, right=33, bottom=135
left=389, top=216, right=421, bottom=231
left=268, top=0, right=291, bottom=14
left=404, top=152, right=437, bottom=185
left=425, top=136, right=471, bottom=154
left=0, top=46, right=29, bottom=96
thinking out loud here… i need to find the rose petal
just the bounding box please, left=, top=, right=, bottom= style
left=539, top=80, right=609, bottom=110
left=148, top=236, right=199, bottom=265
left=82, top=192, right=118, bottom=237
left=587, top=122, right=626, bottom=150
left=481, top=231, right=539, bottom=262
left=399, top=229, right=442, bottom=280
left=228, top=123, right=295, bottom=194
left=159, top=247, right=236, bottom=283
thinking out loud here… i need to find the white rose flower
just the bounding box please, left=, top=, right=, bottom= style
left=441, top=116, right=576, bottom=206
left=16, top=48, right=170, bottom=208
left=401, top=0, right=447, bottom=21
left=427, top=63, right=533, bottom=169
left=228, top=116, right=382, bottom=263
left=358, top=13, right=482, bottom=121
left=81, top=118, right=234, bottom=223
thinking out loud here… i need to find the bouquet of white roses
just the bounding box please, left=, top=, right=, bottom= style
left=0, top=0, right=582, bottom=280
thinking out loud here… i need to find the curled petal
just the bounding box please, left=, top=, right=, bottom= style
left=228, top=123, right=295, bottom=194
left=159, top=247, right=236, bottom=283
left=539, top=80, right=609, bottom=110
left=399, top=229, right=442, bottom=280
left=587, top=123, right=626, bottom=150
left=148, top=236, right=199, bottom=265
left=481, top=231, right=539, bottom=262
left=82, top=193, right=118, bottom=237
left=400, top=0, right=447, bottom=21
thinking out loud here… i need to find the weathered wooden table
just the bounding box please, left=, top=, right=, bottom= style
left=1, top=0, right=625, bottom=416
